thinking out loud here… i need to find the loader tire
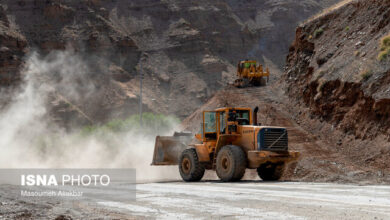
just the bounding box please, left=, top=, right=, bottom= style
left=257, top=163, right=284, bottom=181
left=179, top=148, right=205, bottom=182
left=216, top=145, right=246, bottom=182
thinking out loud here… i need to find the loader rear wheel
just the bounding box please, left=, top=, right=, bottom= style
left=179, top=148, right=205, bottom=182
left=257, top=163, right=284, bottom=181
left=216, top=145, right=246, bottom=182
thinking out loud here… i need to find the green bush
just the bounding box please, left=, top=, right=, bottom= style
left=380, top=35, right=390, bottom=50
left=313, top=28, right=324, bottom=38
left=81, top=113, right=180, bottom=136
left=378, top=50, right=390, bottom=61
left=344, top=26, right=350, bottom=31
left=378, top=34, right=390, bottom=61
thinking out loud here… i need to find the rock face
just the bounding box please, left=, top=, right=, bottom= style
left=284, top=0, right=390, bottom=174
left=0, top=0, right=339, bottom=124
left=0, top=5, right=26, bottom=86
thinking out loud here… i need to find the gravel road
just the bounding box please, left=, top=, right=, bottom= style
left=1, top=181, right=389, bottom=219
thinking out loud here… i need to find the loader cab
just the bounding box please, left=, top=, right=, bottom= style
left=202, top=108, right=252, bottom=141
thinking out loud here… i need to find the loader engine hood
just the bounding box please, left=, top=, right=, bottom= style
left=258, top=127, right=288, bottom=151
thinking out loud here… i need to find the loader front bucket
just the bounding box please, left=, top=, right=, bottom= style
left=151, top=132, right=193, bottom=165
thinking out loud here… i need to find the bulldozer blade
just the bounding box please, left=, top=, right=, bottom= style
left=151, top=132, right=193, bottom=166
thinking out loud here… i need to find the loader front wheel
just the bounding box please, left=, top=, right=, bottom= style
left=179, top=148, right=205, bottom=182
left=257, top=163, right=284, bottom=181
left=216, top=145, right=246, bottom=182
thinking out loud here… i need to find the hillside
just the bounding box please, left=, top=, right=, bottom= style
left=283, top=0, right=390, bottom=180
left=0, top=0, right=339, bottom=126
left=182, top=0, right=390, bottom=183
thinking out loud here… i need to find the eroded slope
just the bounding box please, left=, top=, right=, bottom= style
left=282, top=0, right=390, bottom=180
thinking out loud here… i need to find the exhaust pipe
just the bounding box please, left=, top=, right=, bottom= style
left=253, top=106, right=259, bottom=125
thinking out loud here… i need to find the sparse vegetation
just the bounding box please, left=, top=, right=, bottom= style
left=360, top=69, right=373, bottom=81
left=354, top=50, right=360, bottom=56
left=304, top=0, right=353, bottom=24
left=313, top=28, right=324, bottom=38
left=377, top=51, right=388, bottom=61
left=344, top=26, right=350, bottom=31
left=378, top=34, right=390, bottom=61
left=81, top=113, right=180, bottom=135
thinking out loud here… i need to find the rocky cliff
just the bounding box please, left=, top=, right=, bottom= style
left=0, top=5, right=26, bottom=86
left=284, top=0, right=390, bottom=176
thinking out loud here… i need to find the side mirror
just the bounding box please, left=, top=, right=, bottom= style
left=253, top=106, right=259, bottom=125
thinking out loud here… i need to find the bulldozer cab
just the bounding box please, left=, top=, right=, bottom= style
left=243, top=61, right=257, bottom=68
left=238, top=60, right=257, bottom=72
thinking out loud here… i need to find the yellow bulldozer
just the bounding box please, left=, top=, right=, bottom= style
left=234, top=60, right=270, bottom=88
left=152, top=107, right=299, bottom=182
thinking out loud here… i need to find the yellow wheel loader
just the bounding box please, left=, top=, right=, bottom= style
left=234, top=60, right=270, bottom=88
left=152, top=107, right=300, bottom=182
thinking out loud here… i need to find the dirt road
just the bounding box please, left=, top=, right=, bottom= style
left=1, top=181, right=389, bottom=219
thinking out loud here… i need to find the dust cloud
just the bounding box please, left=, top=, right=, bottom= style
left=0, top=50, right=179, bottom=182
